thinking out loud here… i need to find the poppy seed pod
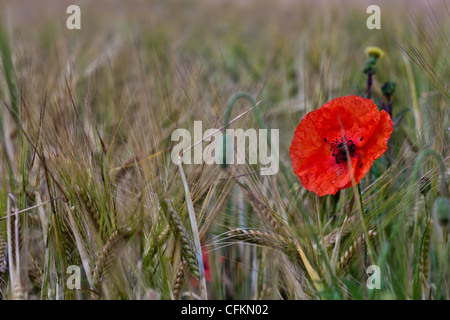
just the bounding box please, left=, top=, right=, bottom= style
left=433, top=197, right=450, bottom=228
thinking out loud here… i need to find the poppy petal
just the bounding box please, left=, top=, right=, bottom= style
left=290, top=109, right=323, bottom=160
left=296, top=151, right=361, bottom=196
left=360, top=110, right=393, bottom=162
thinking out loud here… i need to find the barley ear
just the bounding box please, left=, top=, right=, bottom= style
left=337, top=230, right=377, bottom=274
left=160, top=199, right=200, bottom=280
left=172, top=259, right=187, bottom=300
left=228, top=228, right=286, bottom=249
left=92, top=227, right=131, bottom=293
left=420, top=218, right=433, bottom=280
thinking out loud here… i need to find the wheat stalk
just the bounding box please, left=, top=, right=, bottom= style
left=160, top=199, right=200, bottom=280
left=92, top=227, right=131, bottom=288
left=323, top=215, right=359, bottom=249
left=77, top=188, right=101, bottom=229
left=239, top=184, right=282, bottom=233
left=6, top=194, right=24, bottom=300
left=172, top=259, right=187, bottom=300
left=0, top=236, right=7, bottom=276
left=337, top=230, right=377, bottom=274
left=227, top=228, right=285, bottom=249
left=177, top=159, right=207, bottom=299
left=420, top=218, right=433, bottom=280
left=28, top=253, right=43, bottom=290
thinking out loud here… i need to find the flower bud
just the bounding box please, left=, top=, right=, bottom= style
left=382, top=81, right=396, bottom=99
left=433, top=197, right=450, bottom=228
left=419, top=177, right=431, bottom=196
left=365, top=46, right=385, bottom=59
left=364, top=47, right=385, bottom=75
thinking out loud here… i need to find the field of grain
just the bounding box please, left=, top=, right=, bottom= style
left=0, top=0, right=448, bottom=300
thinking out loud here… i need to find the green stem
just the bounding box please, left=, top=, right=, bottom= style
left=366, top=72, right=373, bottom=99
left=356, top=184, right=376, bottom=266
left=224, top=92, right=265, bottom=131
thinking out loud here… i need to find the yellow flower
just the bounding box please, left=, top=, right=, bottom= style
left=365, top=46, right=385, bottom=59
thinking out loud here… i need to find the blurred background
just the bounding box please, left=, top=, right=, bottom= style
left=0, top=0, right=448, bottom=300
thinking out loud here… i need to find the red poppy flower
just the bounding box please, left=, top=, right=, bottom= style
left=290, top=95, right=393, bottom=196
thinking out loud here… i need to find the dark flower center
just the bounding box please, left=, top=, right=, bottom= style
left=328, top=136, right=357, bottom=164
